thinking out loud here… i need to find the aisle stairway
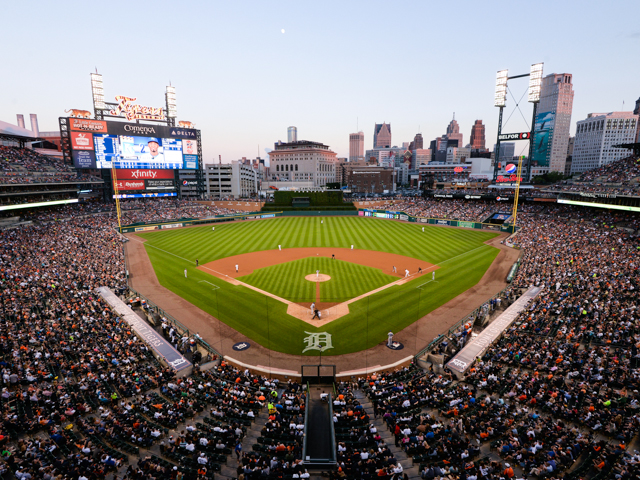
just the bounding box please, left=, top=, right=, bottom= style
left=353, top=389, right=422, bottom=479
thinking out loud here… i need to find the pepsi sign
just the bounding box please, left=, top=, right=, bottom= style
left=505, top=164, right=517, bottom=174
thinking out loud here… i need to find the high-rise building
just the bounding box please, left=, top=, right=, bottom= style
left=445, top=115, right=463, bottom=148
left=374, top=123, right=391, bottom=148
left=469, top=120, right=486, bottom=150
left=531, top=73, right=574, bottom=174
left=412, top=133, right=424, bottom=150
left=493, top=143, right=515, bottom=164
left=349, top=131, right=364, bottom=162
left=635, top=98, right=640, bottom=142
left=571, top=112, right=639, bottom=173
left=268, top=139, right=338, bottom=187
left=287, top=126, right=297, bottom=143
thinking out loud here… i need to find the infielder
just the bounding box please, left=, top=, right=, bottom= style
left=405, top=269, right=410, bottom=278
left=351, top=245, right=354, bottom=250
left=278, top=245, right=281, bottom=251
left=392, top=265, right=397, bottom=273
left=235, top=264, right=239, bottom=273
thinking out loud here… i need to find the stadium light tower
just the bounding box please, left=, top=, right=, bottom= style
left=90, top=72, right=105, bottom=119
left=492, top=63, right=543, bottom=183
left=165, top=85, right=177, bottom=127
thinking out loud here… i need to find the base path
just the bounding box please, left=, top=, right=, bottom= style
left=198, top=247, right=435, bottom=279
left=125, top=228, right=519, bottom=375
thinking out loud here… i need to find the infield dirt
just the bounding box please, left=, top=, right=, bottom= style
left=125, top=226, right=519, bottom=375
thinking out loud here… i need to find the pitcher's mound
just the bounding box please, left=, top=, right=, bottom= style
left=305, top=274, right=331, bottom=282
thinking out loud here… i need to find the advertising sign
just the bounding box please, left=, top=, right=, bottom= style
left=115, top=180, right=146, bottom=191
left=69, top=118, right=108, bottom=133
left=115, top=169, right=175, bottom=180
left=71, top=132, right=95, bottom=150
left=532, top=111, right=555, bottom=167
left=68, top=118, right=199, bottom=170
left=497, top=132, right=531, bottom=141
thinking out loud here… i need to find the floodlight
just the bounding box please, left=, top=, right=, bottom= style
left=166, top=85, right=177, bottom=118
left=494, top=70, right=508, bottom=107
left=528, top=63, right=544, bottom=103
left=90, top=73, right=105, bottom=110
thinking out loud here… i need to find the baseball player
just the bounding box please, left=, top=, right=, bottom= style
left=310, top=302, right=315, bottom=314
left=235, top=264, right=239, bottom=273
left=392, top=265, right=397, bottom=273
left=278, top=245, right=281, bottom=251
left=432, top=271, right=435, bottom=280
left=184, top=269, right=188, bottom=278
left=404, top=269, right=410, bottom=278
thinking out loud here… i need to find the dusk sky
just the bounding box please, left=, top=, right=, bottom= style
left=2, top=0, right=639, bottom=164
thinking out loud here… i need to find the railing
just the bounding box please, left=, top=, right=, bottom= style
left=413, top=285, right=514, bottom=361
left=121, top=244, right=223, bottom=360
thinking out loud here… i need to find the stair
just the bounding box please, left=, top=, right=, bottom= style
left=353, top=390, right=422, bottom=479
left=219, top=402, right=269, bottom=479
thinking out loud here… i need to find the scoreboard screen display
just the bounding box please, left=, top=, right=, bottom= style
left=68, top=117, right=199, bottom=170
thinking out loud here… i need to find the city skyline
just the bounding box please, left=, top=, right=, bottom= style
left=1, top=0, right=639, bottom=164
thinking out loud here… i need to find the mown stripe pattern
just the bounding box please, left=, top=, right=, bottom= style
left=139, top=217, right=500, bottom=356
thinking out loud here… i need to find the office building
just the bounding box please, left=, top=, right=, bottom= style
left=445, top=115, right=463, bottom=148
left=410, top=133, right=423, bottom=150
left=493, top=143, right=515, bottom=164
left=469, top=120, right=486, bottom=150
left=287, top=126, right=297, bottom=143
left=571, top=112, right=639, bottom=173
left=412, top=149, right=432, bottom=169
left=268, top=138, right=338, bottom=187
left=205, top=161, right=259, bottom=198
left=373, top=123, right=391, bottom=148
left=532, top=73, right=574, bottom=174
left=349, top=131, right=365, bottom=162
left=635, top=98, right=640, bottom=141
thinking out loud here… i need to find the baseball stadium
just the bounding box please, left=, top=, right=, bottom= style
left=2, top=29, right=640, bottom=480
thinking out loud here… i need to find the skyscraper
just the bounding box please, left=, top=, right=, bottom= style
left=349, top=132, right=364, bottom=162
left=571, top=112, right=639, bottom=173
left=469, top=120, right=486, bottom=150
left=412, top=133, right=423, bottom=150
left=287, top=126, right=297, bottom=143
left=532, top=73, right=574, bottom=174
left=374, top=123, right=391, bottom=148
left=445, top=115, right=463, bottom=148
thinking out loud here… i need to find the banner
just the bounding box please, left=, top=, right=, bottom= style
left=116, top=169, right=175, bottom=180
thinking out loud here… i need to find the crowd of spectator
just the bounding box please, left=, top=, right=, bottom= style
left=1, top=170, right=640, bottom=479
left=1, top=146, right=75, bottom=174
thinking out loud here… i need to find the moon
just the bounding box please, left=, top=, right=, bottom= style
left=281, top=29, right=285, bottom=34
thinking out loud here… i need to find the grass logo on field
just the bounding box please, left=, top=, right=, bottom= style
left=302, top=332, right=333, bottom=353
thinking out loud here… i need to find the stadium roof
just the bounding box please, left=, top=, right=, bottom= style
left=0, top=120, right=42, bottom=143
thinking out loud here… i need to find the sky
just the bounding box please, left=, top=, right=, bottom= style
left=2, top=0, right=639, bottom=164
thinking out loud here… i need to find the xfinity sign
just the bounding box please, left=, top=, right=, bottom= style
left=497, top=132, right=531, bottom=141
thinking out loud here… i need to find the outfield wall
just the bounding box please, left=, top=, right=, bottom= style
left=119, top=208, right=518, bottom=233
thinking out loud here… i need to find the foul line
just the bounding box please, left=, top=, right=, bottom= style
left=416, top=280, right=439, bottom=289
left=198, top=280, right=220, bottom=290
left=129, top=236, right=195, bottom=264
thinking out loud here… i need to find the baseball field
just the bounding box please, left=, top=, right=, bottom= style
left=136, top=216, right=500, bottom=356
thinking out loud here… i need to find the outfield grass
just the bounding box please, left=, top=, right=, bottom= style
left=239, top=257, right=398, bottom=303
left=138, top=217, right=500, bottom=355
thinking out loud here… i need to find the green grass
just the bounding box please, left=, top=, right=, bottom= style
left=239, top=257, right=398, bottom=303
left=138, top=217, right=500, bottom=356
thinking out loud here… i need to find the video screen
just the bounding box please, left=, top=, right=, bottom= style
left=68, top=118, right=199, bottom=170
left=94, top=135, right=184, bottom=169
